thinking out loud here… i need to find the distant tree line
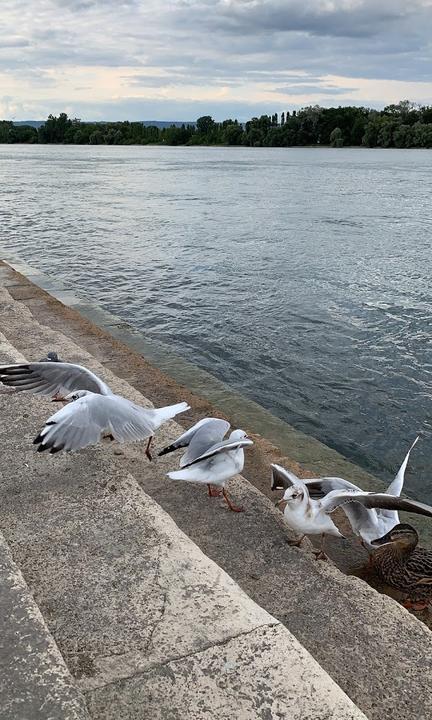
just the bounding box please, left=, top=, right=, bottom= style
left=2, top=101, right=432, bottom=148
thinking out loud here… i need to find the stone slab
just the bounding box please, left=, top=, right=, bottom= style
left=0, top=533, right=89, bottom=720
left=86, top=624, right=363, bottom=720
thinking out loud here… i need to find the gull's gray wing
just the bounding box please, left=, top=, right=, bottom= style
left=158, top=417, right=230, bottom=466
left=34, top=393, right=158, bottom=453
left=385, top=436, right=419, bottom=498
left=180, top=419, right=231, bottom=467
left=270, top=464, right=309, bottom=493
left=304, top=476, right=362, bottom=499
left=182, top=437, right=253, bottom=468
left=321, top=490, right=432, bottom=519
left=0, top=362, right=112, bottom=396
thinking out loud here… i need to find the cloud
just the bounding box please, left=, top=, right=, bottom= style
left=274, top=84, right=358, bottom=96
left=0, top=0, right=431, bottom=120
left=174, top=0, right=431, bottom=38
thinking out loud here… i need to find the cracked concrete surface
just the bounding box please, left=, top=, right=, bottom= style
left=86, top=624, right=362, bottom=720
left=0, top=288, right=367, bottom=718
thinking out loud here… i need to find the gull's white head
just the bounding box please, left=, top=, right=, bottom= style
left=276, top=485, right=305, bottom=513
left=64, top=389, right=92, bottom=402
left=281, top=485, right=305, bottom=505
left=229, top=429, right=249, bottom=441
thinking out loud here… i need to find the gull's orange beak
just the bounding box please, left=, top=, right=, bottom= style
left=275, top=498, right=287, bottom=512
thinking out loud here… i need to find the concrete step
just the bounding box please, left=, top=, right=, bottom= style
left=0, top=530, right=89, bottom=720
left=1, top=270, right=432, bottom=719
left=0, top=331, right=365, bottom=719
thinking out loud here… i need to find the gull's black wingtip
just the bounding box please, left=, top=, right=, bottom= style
left=50, top=444, right=64, bottom=455
left=270, top=471, right=284, bottom=492
left=158, top=443, right=176, bottom=457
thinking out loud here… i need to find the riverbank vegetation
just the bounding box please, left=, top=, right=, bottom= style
left=2, top=101, right=432, bottom=148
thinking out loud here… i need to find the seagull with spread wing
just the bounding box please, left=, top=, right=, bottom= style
left=272, top=437, right=431, bottom=558
left=33, top=389, right=190, bottom=460
left=160, top=418, right=253, bottom=512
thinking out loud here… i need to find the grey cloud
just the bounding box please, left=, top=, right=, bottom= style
left=274, top=84, right=358, bottom=96
left=50, top=0, right=139, bottom=10
left=1, top=0, right=431, bottom=121
left=0, top=37, right=29, bottom=48
left=180, top=0, right=426, bottom=40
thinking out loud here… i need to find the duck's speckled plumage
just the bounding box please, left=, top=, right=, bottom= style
left=372, top=523, right=432, bottom=604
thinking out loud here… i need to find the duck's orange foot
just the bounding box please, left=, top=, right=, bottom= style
left=403, top=599, right=429, bottom=611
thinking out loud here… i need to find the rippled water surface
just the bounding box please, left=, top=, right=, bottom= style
left=1, top=144, right=431, bottom=497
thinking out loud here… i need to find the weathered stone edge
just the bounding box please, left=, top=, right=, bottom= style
left=0, top=531, right=90, bottom=720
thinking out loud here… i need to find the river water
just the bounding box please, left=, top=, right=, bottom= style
left=0, top=144, right=431, bottom=499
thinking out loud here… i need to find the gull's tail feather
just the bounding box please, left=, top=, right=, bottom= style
left=167, top=468, right=208, bottom=484
left=153, top=402, right=190, bottom=424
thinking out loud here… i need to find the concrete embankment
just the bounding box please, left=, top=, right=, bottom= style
left=1, top=259, right=432, bottom=719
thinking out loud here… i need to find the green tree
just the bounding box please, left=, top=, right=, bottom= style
left=362, top=114, right=380, bottom=147
left=89, top=129, right=104, bottom=145
left=196, top=115, right=215, bottom=135
left=377, top=118, right=397, bottom=148
left=393, top=124, right=414, bottom=148
left=39, top=113, right=72, bottom=143
left=329, top=127, right=344, bottom=147
left=223, top=122, right=243, bottom=145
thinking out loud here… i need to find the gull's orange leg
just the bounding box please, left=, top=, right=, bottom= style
left=207, top=484, right=222, bottom=497
left=312, top=534, right=329, bottom=561
left=222, top=488, right=244, bottom=513
left=145, top=436, right=153, bottom=461
left=288, top=534, right=305, bottom=547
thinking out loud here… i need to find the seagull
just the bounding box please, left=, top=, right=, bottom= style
left=272, top=464, right=344, bottom=558
left=0, top=360, right=112, bottom=399
left=272, top=465, right=432, bottom=558
left=158, top=416, right=230, bottom=494
left=163, top=419, right=253, bottom=512
left=33, top=389, right=190, bottom=460
left=272, top=437, right=420, bottom=549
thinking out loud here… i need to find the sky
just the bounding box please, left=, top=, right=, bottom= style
left=1, top=0, right=431, bottom=122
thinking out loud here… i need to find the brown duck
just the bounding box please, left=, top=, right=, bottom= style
left=371, top=523, right=432, bottom=610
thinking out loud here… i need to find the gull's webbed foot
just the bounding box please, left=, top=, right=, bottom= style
left=222, top=488, right=244, bottom=513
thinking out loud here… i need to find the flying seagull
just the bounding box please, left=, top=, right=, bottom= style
left=33, top=389, right=190, bottom=460
left=272, top=437, right=419, bottom=548
left=164, top=420, right=253, bottom=512
left=0, top=361, right=112, bottom=398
